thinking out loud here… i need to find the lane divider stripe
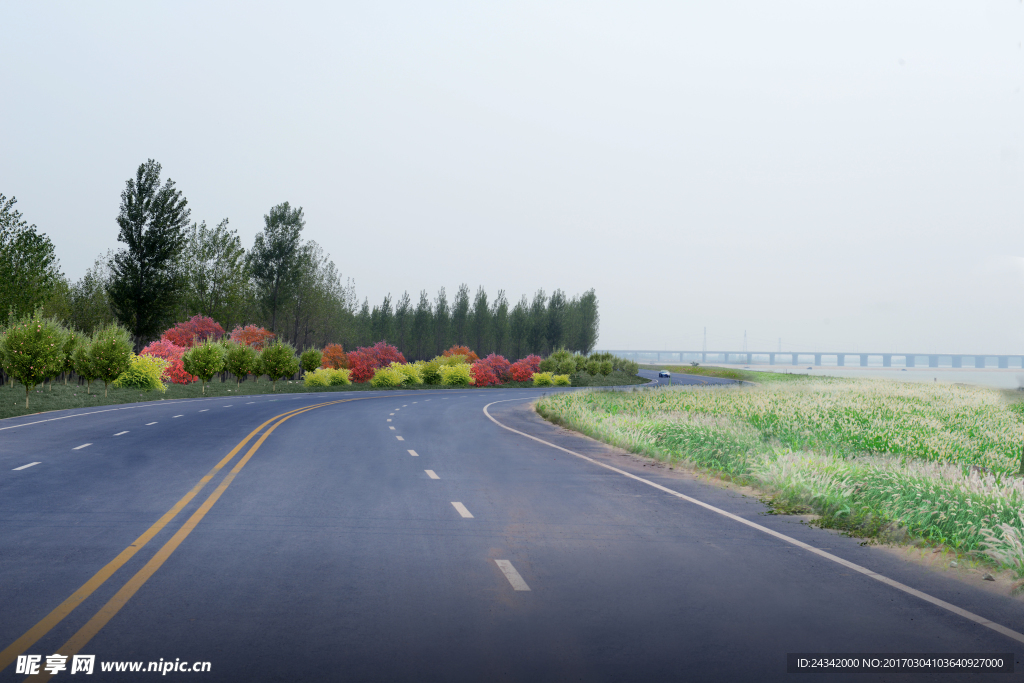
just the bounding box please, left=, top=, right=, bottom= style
left=451, top=502, right=473, bottom=518
left=495, top=560, right=530, bottom=591
left=481, top=398, right=1024, bottom=646
left=408, top=450, right=419, bottom=457
left=425, top=470, right=439, bottom=479
left=13, top=462, right=40, bottom=471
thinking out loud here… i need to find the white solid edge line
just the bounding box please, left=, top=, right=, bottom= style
left=13, top=462, right=41, bottom=470
left=72, top=443, right=92, bottom=450
left=408, top=449, right=419, bottom=457
left=425, top=469, right=439, bottom=479
left=114, top=431, right=129, bottom=436
left=481, top=398, right=1024, bottom=646
left=495, top=560, right=531, bottom=591
left=396, top=435, right=404, bottom=441
left=451, top=502, right=473, bottom=518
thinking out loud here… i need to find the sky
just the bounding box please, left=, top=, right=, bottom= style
left=2, top=1, right=1022, bottom=354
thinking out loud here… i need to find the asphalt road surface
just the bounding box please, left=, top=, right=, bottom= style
left=1, top=375, right=1022, bottom=682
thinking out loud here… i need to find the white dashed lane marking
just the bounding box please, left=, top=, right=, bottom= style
left=407, top=450, right=419, bottom=457
left=13, top=462, right=41, bottom=471
left=425, top=469, right=439, bottom=479
left=224, top=405, right=232, bottom=407
left=172, top=415, right=183, bottom=418
left=494, top=560, right=530, bottom=591
left=246, top=402, right=255, bottom=405
left=389, top=426, right=395, bottom=430
left=145, top=422, right=158, bottom=426
left=199, top=409, right=208, bottom=412
left=72, top=444, right=91, bottom=450
left=396, top=435, right=404, bottom=441
left=387, top=419, right=392, bottom=422
left=451, top=502, right=473, bottom=518
left=114, top=431, right=129, bottom=436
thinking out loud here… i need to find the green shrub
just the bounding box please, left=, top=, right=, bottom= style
left=440, top=354, right=467, bottom=367
left=552, top=374, right=571, bottom=386
left=225, top=343, right=257, bottom=385
left=182, top=341, right=226, bottom=394
left=371, top=366, right=406, bottom=388
left=390, top=362, right=423, bottom=385
left=538, top=357, right=557, bottom=373
left=260, top=341, right=299, bottom=391
left=304, top=368, right=331, bottom=387
left=300, top=348, right=322, bottom=373
left=556, top=359, right=576, bottom=375
left=1, top=313, right=68, bottom=407
left=421, top=359, right=443, bottom=384
left=573, top=354, right=588, bottom=372
left=533, top=372, right=554, bottom=387
left=113, top=354, right=168, bottom=392
left=549, top=348, right=573, bottom=364
left=599, top=360, right=613, bottom=376
left=89, top=323, right=133, bottom=397
left=586, top=359, right=601, bottom=375
left=440, top=363, right=471, bottom=387
left=327, top=368, right=351, bottom=385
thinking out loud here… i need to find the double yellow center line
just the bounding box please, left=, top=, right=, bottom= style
left=2, top=397, right=365, bottom=679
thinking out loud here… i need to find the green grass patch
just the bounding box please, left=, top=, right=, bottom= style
left=571, top=370, right=649, bottom=387
left=652, top=364, right=814, bottom=384
left=536, top=378, right=1024, bottom=576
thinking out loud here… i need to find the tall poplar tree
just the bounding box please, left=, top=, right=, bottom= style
left=107, top=160, right=191, bottom=350
left=433, top=287, right=450, bottom=355
left=247, top=202, right=304, bottom=334
left=451, top=284, right=470, bottom=346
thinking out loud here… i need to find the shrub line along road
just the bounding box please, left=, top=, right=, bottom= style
left=0, top=372, right=1021, bottom=681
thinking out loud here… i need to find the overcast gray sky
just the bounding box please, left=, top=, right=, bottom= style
left=2, top=1, right=1022, bottom=353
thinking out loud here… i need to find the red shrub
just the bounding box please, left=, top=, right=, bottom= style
left=141, top=339, right=197, bottom=384
left=442, top=345, right=479, bottom=363
left=480, top=353, right=512, bottom=382
left=470, top=361, right=500, bottom=387
left=347, top=342, right=406, bottom=383
left=520, top=354, right=543, bottom=372
left=509, top=360, right=535, bottom=382
left=229, top=324, right=275, bottom=350
left=320, top=343, right=348, bottom=369
left=163, top=315, right=225, bottom=348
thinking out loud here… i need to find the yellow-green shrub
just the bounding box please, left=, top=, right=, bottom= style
left=532, top=372, right=554, bottom=387
left=440, top=363, right=471, bottom=387
left=552, top=374, right=571, bottom=386
left=421, top=359, right=443, bottom=384
left=113, top=353, right=168, bottom=392
left=327, top=368, right=351, bottom=385
left=390, top=361, right=423, bottom=385
left=371, top=366, right=406, bottom=388
left=303, top=369, right=331, bottom=387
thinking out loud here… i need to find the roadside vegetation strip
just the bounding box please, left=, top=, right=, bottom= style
left=534, top=379, right=1024, bottom=581
left=0, top=398, right=346, bottom=675
left=654, top=364, right=815, bottom=384
left=481, top=398, right=1024, bottom=646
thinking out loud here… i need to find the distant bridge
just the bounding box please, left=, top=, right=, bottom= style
left=597, top=350, right=1024, bottom=369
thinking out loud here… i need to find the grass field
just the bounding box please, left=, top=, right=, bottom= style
left=652, top=364, right=813, bottom=384
left=536, top=377, right=1024, bottom=580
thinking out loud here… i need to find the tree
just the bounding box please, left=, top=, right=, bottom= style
left=69, top=252, right=116, bottom=335
left=394, top=291, right=412, bottom=358
left=89, top=323, right=133, bottom=397
left=371, top=294, right=393, bottom=344
left=527, top=289, right=548, bottom=355
left=547, top=289, right=567, bottom=353
left=470, top=286, right=490, bottom=356
left=509, top=295, right=529, bottom=360
left=490, top=290, right=509, bottom=358
left=1, top=312, right=66, bottom=408
left=177, top=219, right=249, bottom=330
left=451, top=284, right=470, bottom=346
left=433, top=287, right=450, bottom=356
left=107, top=160, right=191, bottom=350
left=411, top=290, right=433, bottom=361
left=575, top=288, right=599, bottom=354
left=72, top=340, right=98, bottom=393
left=0, top=194, right=62, bottom=320
left=320, top=343, right=348, bottom=369
left=260, top=341, right=299, bottom=391
left=182, top=341, right=226, bottom=394
left=247, top=202, right=304, bottom=334
left=162, top=315, right=225, bottom=348
left=224, top=343, right=258, bottom=386
left=300, top=348, right=322, bottom=373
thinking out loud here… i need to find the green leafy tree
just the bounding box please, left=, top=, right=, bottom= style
left=0, top=312, right=66, bottom=408
left=509, top=295, right=529, bottom=360
left=183, top=341, right=226, bottom=394
left=260, top=341, right=299, bottom=391
left=451, top=284, right=470, bottom=346
left=69, top=251, right=116, bottom=335
left=411, top=290, right=433, bottom=361
left=394, top=291, right=412, bottom=358
left=224, top=343, right=257, bottom=386
left=491, top=290, right=509, bottom=358
left=61, top=329, right=81, bottom=384
left=178, top=219, right=249, bottom=330
left=107, top=160, right=191, bottom=350
left=0, top=194, right=63, bottom=319
left=299, top=348, right=322, bottom=373
left=433, top=287, right=450, bottom=356
left=72, top=340, right=98, bottom=393
left=248, top=202, right=304, bottom=334
left=89, top=323, right=133, bottom=397
left=527, top=289, right=548, bottom=355
left=470, top=286, right=490, bottom=355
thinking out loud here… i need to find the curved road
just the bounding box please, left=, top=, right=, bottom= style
left=0, top=374, right=1021, bottom=681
